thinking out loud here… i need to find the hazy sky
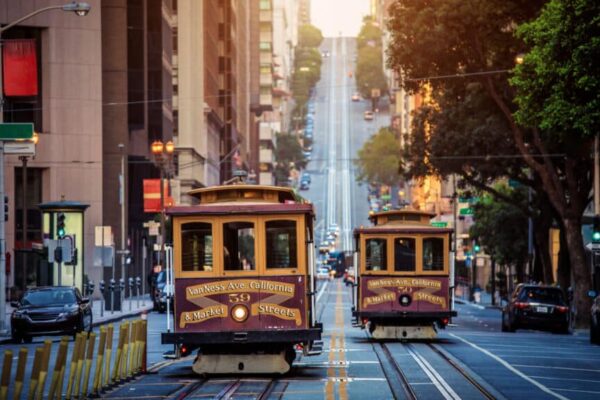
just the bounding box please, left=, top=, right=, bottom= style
left=311, top=0, right=371, bottom=37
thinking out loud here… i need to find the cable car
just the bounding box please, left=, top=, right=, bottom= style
left=161, top=183, right=323, bottom=374
left=352, top=209, right=456, bottom=339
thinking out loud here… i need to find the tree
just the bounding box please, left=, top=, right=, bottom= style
left=469, top=185, right=529, bottom=282
left=387, top=0, right=594, bottom=326
left=275, top=133, right=306, bottom=171
left=356, top=46, right=388, bottom=98
left=357, top=20, right=383, bottom=50
left=298, top=24, right=323, bottom=48
left=355, top=128, right=402, bottom=187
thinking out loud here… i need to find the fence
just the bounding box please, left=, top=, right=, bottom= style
left=0, top=318, right=147, bottom=399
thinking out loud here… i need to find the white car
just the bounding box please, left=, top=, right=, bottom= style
left=316, top=267, right=331, bottom=280
left=329, top=223, right=340, bottom=237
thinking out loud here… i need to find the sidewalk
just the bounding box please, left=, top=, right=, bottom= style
left=454, top=287, right=502, bottom=310
left=1, top=295, right=153, bottom=343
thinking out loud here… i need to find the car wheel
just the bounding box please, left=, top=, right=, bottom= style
left=84, top=313, right=93, bottom=333
left=591, top=320, right=600, bottom=344
left=11, top=331, right=23, bottom=344
left=22, top=336, right=32, bottom=344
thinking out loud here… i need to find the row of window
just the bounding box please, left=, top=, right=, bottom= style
left=364, top=237, right=445, bottom=272
left=181, top=219, right=298, bottom=272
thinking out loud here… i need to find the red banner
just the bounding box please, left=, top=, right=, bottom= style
left=2, top=39, right=38, bottom=97
left=143, top=179, right=173, bottom=213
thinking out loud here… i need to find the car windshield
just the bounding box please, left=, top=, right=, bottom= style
left=518, top=287, right=566, bottom=305
left=22, top=289, right=77, bottom=306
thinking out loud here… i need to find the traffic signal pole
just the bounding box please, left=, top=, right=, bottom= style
left=595, top=135, right=599, bottom=217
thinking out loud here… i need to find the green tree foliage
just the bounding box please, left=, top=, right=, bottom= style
left=355, top=19, right=388, bottom=98
left=469, top=185, right=528, bottom=275
left=387, top=0, right=594, bottom=326
left=275, top=132, right=306, bottom=171
left=355, top=128, right=402, bottom=187
left=511, top=0, right=600, bottom=138
left=298, top=24, right=324, bottom=48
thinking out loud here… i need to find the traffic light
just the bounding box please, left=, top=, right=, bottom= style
left=593, top=215, right=600, bottom=243
left=474, top=243, right=481, bottom=253
left=57, top=212, right=66, bottom=239
left=4, top=196, right=8, bottom=222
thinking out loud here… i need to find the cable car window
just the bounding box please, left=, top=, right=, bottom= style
left=365, top=238, right=387, bottom=271
left=423, top=238, right=444, bottom=271
left=181, top=222, right=213, bottom=271
left=394, top=238, right=416, bottom=272
left=223, top=222, right=255, bottom=271
left=266, top=220, right=297, bottom=269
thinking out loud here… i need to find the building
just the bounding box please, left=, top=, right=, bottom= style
left=298, top=0, right=310, bottom=25
left=0, top=0, right=103, bottom=296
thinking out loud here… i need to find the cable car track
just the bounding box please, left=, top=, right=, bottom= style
left=375, top=342, right=497, bottom=400
left=172, top=378, right=281, bottom=400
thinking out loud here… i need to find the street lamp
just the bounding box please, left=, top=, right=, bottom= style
left=150, top=140, right=174, bottom=268
left=0, top=1, right=91, bottom=333
left=18, top=133, right=39, bottom=293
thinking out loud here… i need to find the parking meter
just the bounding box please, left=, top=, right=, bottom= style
left=119, top=278, right=125, bottom=310
left=99, top=280, right=105, bottom=294
left=88, top=280, right=95, bottom=296
left=109, top=278, right=116, bottom=314
left=99, top=280, right=105, bottom=317
left=135, top=276, right=142, bottom=308
left=128, top=277, right=134, bottom=311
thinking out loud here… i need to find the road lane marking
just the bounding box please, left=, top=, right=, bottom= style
left=511, top=364, right=600, bottom=372
left=550, top=388, right=600, bottom=394
left=450, top=333, right=569, bottom=400
left=406, top=346, right=461, bottom=400
left=530, top=376, right=600, bottom=383
left=316, top=280, right=329, bottom=303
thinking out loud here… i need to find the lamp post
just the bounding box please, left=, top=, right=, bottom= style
left=18, top=133, right=39, bottom=293
left=151, top=140, right=174, bottom=269
left=0, top=1, right=91, bottom=332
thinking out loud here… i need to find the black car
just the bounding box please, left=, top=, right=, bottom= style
left=590, top=290, right=600, bottom=344
left=502, top=284, right=570, bottom=334
left=153, top=270, right=174, bottom=313
left=11, top=286, right=92, bottom=342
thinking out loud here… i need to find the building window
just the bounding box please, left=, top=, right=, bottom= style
left=260, top=64, right=271, bottom=75
left=181, top=222, right=213, bottom=272
left=259, top=42, right=272, bottom=51
left=365, top=238, right=387, bottom=271
left=259, top=0, right=272, bottom=10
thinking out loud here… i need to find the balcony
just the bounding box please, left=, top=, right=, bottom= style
left=260, top=93, right=273, bottom=106
left=259, top=123, right=274, bottom=142
left=259, top=10, right=272, bottom=22
left=260, top=73, right=273, bottom=86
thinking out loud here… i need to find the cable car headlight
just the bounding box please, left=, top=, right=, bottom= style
left=231, top=304, right=249, bottom=323
left=399, top=294, right=412, bottom=307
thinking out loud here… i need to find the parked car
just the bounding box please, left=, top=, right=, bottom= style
left=591, top=290, right=600, bottom=344
left=352, top=92, right=361, bottom=101
left=11, top=286, right=92, bottom=342
left=301, top=172, right=311, bottom=184
left=303, top=150, right=312, bottom=161
left=328, top=223, right=340, bottom=237
left=502, top=284, right=570, bottom=334
left=299, top=180, right=310, bottom=190
left=317, top=267, right=331, bottom=280
left=364, top=110, right=374, bottom=120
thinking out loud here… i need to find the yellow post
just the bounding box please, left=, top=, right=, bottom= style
left=13, top=348, right=27, bottom=400
left=65, top=334, right=83, bottom=400
left=130, top=321, right=138, bottom=376
left=111, top=324, right=125, bottom=384
left=55, top=337, right=70, bottom=400
left=92, top=327, right=107, bottom=395
left=103, top=324, right=114, bottom=388
left=27, top=347, right=43, bottom=400
left=34, top=340, right=52, bottom=400
left=81, top=332, right=96, bottom=397
left=141, top=320, right=147, bottom=373
left=73, top=333, right=88, bottom=397
left=47, top=339, right=68, bottom=400
left=120, top=322, right=130, bottom=381
left=1, top=350, right=13, bottom=400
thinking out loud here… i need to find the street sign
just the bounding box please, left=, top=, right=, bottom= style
left=47, top=239, right=72, bottom=263
left=3, top=141, right=35, bottom=155
left=0, top=123, right=34, bottom=140
left=93, top=246, right=114, bottom=267
left=431, top=221, right=448, bottom=228
left=460, top=208, right=474, bottom=216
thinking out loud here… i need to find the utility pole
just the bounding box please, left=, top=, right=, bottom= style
left=119, top=143, right=127, bottom=299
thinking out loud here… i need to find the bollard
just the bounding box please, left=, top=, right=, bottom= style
left=141, top=319, right=147, bottom=373
left=65, top=334, right=83, bottom=400
left=27, top=347, right=44, bottom=400
left=35, top=339, right=53, bottom=400
left=92, top=327, right=107, bottom=396
left=1, top=350, right=13, bottom=400
left=48, top=339, right=68, bottom=400
left=13, top=348, right=28, bottom=400
left=111, top=324, right=126, bottom=384
left=130, top=321, right=139, bottom=377
left=133, top=320, right=141, bottom=375
left=120, top=322, right=131, bottom=381
left=81, top=332, right=96, bottom=397
left=55, top=337, right=70, bottom=400
left=73, top=332, right=88, bottom=397
left=103, top=324, right=114, bottom=388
